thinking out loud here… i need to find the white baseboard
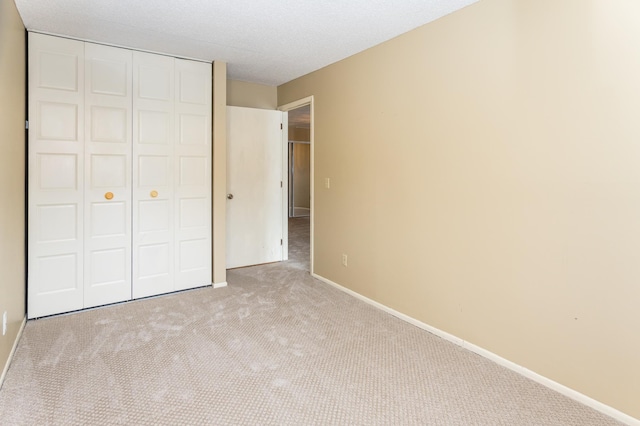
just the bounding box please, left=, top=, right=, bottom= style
left=213, top=281, right=228, bottom=289
left=0, top=315, right=26, bottom=390
left=312, top=273, right=639, bottom=426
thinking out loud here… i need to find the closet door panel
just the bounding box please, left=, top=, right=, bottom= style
left=29, top=34, right=213, bottom=317
left=174, top=60, right=212, bottom=291
left=132, top=52, right=175, bottom=299
left=28, top=33, right=85, bottom=319
left=83, top=43, right=132, bottom=308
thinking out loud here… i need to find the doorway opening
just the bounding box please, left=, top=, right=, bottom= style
left=279, top=97, right=314, bottom=273
left=288, top=105, right=311, bottom=218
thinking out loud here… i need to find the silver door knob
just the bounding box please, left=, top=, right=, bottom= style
left=227, top=194, right=234, bottom=200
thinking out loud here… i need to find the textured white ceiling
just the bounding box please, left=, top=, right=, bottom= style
left=15, top=0, right=479, bottom=86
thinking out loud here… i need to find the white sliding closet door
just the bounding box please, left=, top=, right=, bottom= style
left=83, top=43, right=133, bottom=308
left=28, top=34, right=85, bottom=318
left=174, top=60, right=212, bottom=290
left=28, top=33, right=213, bottom=318
left=132, top=52, right=175, bottom=299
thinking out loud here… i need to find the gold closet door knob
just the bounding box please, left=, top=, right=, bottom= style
left=150, top=190, right=158, bottom=198
left=105, top=192, right=114, bottom=200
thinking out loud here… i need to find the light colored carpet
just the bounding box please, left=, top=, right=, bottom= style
left=0, top=217, right=624, bottom=425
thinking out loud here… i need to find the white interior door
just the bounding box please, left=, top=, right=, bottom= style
left=132, top=52, right=175, bottom=299
left=174, top=59, right=212, bottom=290
left=28, top=33, right=213, bottom=317
left=226, top=106, right=284, bottom=269
left=83, top=43, right=132, bottom=308
left=28, top=34, right=85, bottom=318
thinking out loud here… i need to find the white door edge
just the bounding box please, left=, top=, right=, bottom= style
left=281, top=111, right=288, bottom=261
left=278, top=96, right=314, bottom=274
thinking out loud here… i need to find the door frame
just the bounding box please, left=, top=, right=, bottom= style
left=278, top=96, right=314, bottom=273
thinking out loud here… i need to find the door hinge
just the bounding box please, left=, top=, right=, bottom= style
left=25, top=120, right=29, bottom=130
left=280, top=239, right=283, bottom=245
left=280, top=123, right=283, bottom=130
left=280, top=181, right=283, bottom=188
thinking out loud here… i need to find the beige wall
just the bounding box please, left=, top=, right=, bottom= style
left=289, top=125, right=311, bottom=211
left=292, top=143, right=311, bottom=210
left=0, top=0, right=26, bottom=377
left=278, top=0, right=640, bottom=419
left=227, top=79, right=277, bottom=109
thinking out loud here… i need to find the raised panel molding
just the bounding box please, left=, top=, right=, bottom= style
left=178, top=70, right=207, bottom=105
left=138, top=111, right=170, bottom=144
left=37, top=154, right=78, bottom=189
left=36, top=254, right=79, bottom=294
left=178, top=114, right=207, bottom=145
left=90, top=106, right=127, bottom=143
left=38, top=102, right=78, bottom=141
left=89, top=59, right=128, bottom=96
left=138, top=155, right=169, bottom=186
left=179, top=198, right=206, bottom=229
left=179, top=239, right=207, bottom=271
left=138, top=243, right=171, bottom=277
left=138, top=200, right=170, bottom=232
left=179, top=156, right=206, bottom=186
left=90, top=202, right=127, bottom=237
left=36, top=205, right=77, bottom=242
left=89, top=248, right=127, bottom=286
left=90, top=154, right=127, bottom=188
left=139, top=65, right=171, bottom=100
left=38, top=51, right=79, bottom=91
